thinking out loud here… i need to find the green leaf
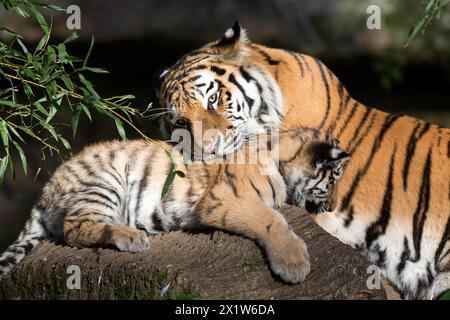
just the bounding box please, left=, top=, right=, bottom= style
left=114, top=118, right=126, bottom=140
left=41, top=4, right=65, bottom=11
left=71, top=107, right=81, bottom=137
left=161, top=161, right=176, bottom=198
left=439, top=289, right=450, bottom=300
left=34, top=101, right=49, bottom=116
left=7, top=153, right=14, bottom=179
left=0, top=120, right=9, bottom=149
left=81, top=67, right=109, bottom=74
left=36, top=31, right=50, bottom=51
left=405, top=19, right=425, bottom=47
left=12, top=5, right=30, bottom=18
left=0, top=157, right=8, bottom=184
left=12, top=141, right=27, bottom=175
left=60, top=74, right=75, bottom=91
left=425, top=0, right=436, bottom=12
left=80, top=103, right=92, bottom=121
left=45, top=105, right=58, bottom=123
left=175, top=170, right=185, bottom=178
left=0, top=27, right=23, bottom=38
left=59, top=136, right=71, bottom=150
left=29, top=5, right=49, bottom=34
left=64, top=31, right=79, bottom=44
left=83, top=37, right=95, bottom=68
left=6, top=124, right=24, bottom=143
left=0, top=100, right=18, bottom=107
left=16, top=38, right=28, bottom=54
left=23, top=82, right=33, bottom=98
left=57, top=43, right=68, bottom=63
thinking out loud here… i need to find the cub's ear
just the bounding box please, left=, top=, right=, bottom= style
left=326, top=147, right=351, bottom=168
left=206, top=21, right=249, bottom=60
left=311, top=142, right=350, bottom=170
left=152, top=67, right=170, bottom=93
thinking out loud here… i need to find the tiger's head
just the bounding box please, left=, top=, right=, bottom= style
left=278, top=132, right=350, bottom=214
left=153, top=22, right=283, bottom=156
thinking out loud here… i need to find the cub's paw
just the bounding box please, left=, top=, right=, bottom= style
left=266, top=234, right=310, bottom=284
left=109, top=228, right=149, bottom=253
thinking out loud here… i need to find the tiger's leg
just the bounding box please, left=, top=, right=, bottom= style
left=64, top=214, right=149, bottom=253
left=198, top=188, right=310, bottom=284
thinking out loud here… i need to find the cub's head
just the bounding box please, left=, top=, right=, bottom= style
left=153, top=22, right=283, bottom=156
left=279, top=133, right=350, bottom=214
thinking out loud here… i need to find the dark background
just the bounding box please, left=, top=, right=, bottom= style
left=0, top=0, right=449, bottom=250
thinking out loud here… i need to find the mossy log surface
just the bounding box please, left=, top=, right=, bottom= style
left=0, top=206, right=386, bottom=299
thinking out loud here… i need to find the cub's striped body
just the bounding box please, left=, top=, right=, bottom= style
left=154, top=22, right=450, bottom=299
left=0, top=128, right=349, bottom=284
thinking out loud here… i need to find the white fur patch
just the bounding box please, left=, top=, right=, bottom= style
left=224, top=28, right=234, bottom=39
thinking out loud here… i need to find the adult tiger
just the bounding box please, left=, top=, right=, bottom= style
left=154, top=22, right=450, bottom=299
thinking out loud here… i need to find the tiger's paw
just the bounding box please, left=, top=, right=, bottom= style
left=266, top=234, right=310, bottom=284
left=109, top=228, right=149, bottom=253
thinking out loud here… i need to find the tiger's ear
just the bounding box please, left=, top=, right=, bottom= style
left=153, top=67, right=170, bottom=94
left=325, top=147, right=351, bottom=169
left=207, top=21, right=249, bottom=60
left=311, top=143, right=350, bottom=170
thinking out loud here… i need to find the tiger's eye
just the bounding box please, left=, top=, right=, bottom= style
left=208, top=94, right=218, bottom=104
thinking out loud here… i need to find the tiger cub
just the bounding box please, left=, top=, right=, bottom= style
left=0, top=127, right=349, bottom=284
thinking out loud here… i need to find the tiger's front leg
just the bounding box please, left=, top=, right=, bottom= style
left=197, top=183, right=310, bottom=284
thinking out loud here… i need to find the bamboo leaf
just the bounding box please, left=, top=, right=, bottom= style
left=64, top=31, right=79, bottom=44
left=12, top=5, right=29, bottom=18
left=0, top=120, right=10, bottom=149
left=83, top=37, right=95, bottom=68
left=29, top=5, right=49, bottom=34
left=71, top=107, right=81, bottom=138
left=81, top=103, right=92, bottom=121
left=12, top=140, right=27, bottom=174
left=161, top=161, right=176, bottom=198
left=0, top=157, right=8, bottom=184
left=114, top=118, right=126, bottom=140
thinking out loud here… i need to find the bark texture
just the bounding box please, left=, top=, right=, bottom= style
left=0, top=206, right=387, bottom=300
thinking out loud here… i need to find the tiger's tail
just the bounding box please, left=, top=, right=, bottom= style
left=0, top=206, right=47, bottom=280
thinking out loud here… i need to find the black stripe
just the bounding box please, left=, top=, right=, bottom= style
left=447, top=140, right=450, bottom=158
left=435, top=213, right=450, bottom=270
left=345, top=107, right=371, bottom=150
left=210, top=66, right=226, bottom=76
left=225, top=164, right=238, bottom=197
left=77, top=181, right=121, bottom=204
left=340, top=114, right=399, bottom=211
left=411, top=147, right=433, bottom=262
left=290, top=52, right=304, bottom=78
left=228, top=73, right=254, bottom=108
left=314, top=59, right=331, bottom=129
left=251, top=45, right=280, bottom=65
left=152, top=210, right=165, bottom=232
left=343, top=205, right=354, bottom=227
left=396, top=236, right=411, bottom=275
left=206, top=81, right=215, bottom=95
left=402, top=122, right=431, bottom=190
left=250, top=181, right=263, bottom=199
left=82, top=190, right=118, bottom=207
left=336, top=102, right=359, bottom=138
left=365, top=145, right=396, bottom=249
left=135, top=151, right=155, bottom=217
left=328, top=94, right=350, bottom=135
left=266, top=176, right=277, bottom=204
left=78, top=198, right=116, bottom=211
left=348, top=111, right=377, bottom=153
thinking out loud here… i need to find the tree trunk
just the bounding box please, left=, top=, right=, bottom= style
left=0, top=206, right=387, bottom=299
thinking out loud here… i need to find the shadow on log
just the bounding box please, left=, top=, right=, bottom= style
left=0, top=206, right=387, bottom=299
